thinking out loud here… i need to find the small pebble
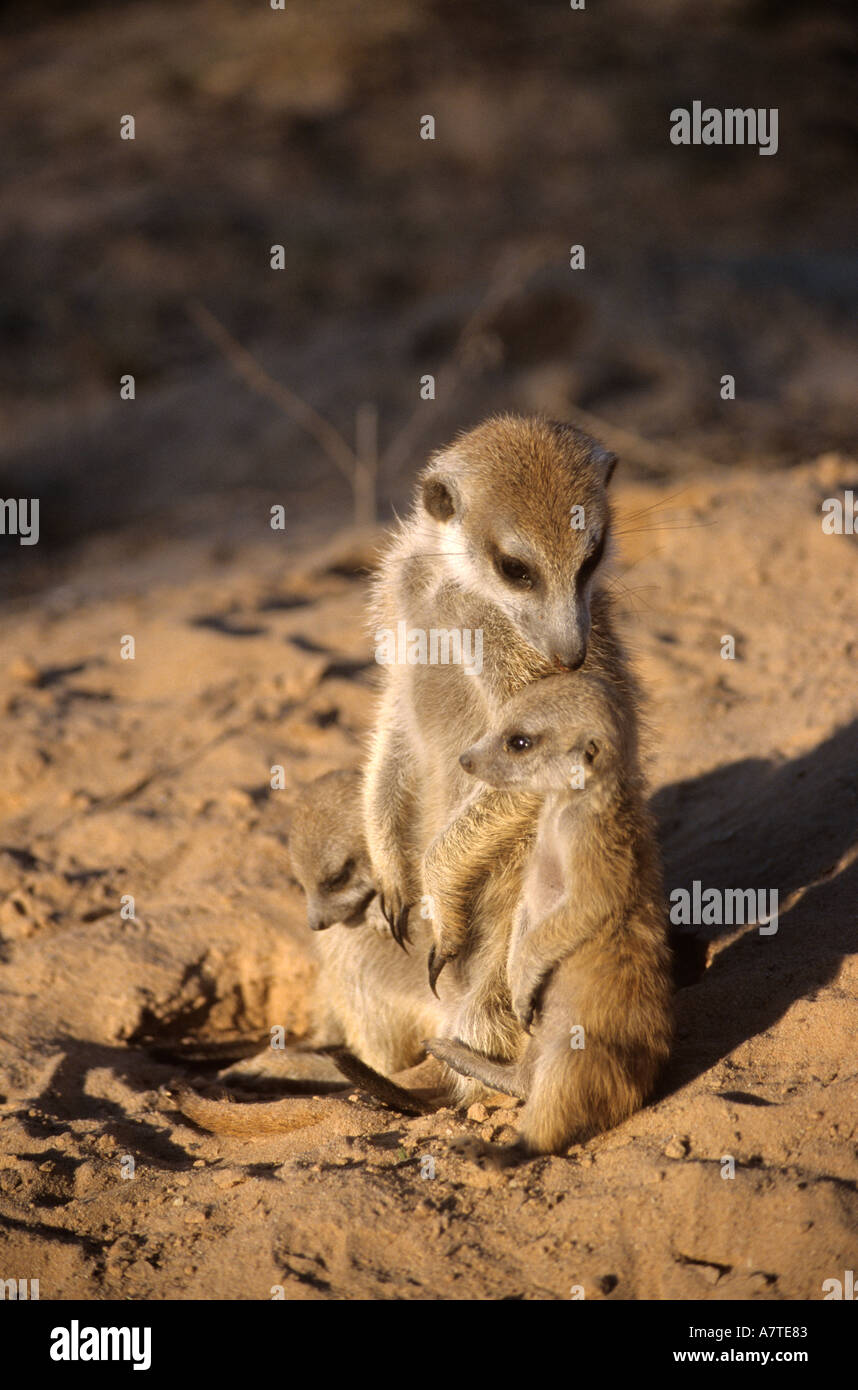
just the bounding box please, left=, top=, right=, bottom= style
left=664, top=1135, right=690, bottom=1159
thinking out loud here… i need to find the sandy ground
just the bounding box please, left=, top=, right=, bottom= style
left=0, top=455, right=856, bottom=1300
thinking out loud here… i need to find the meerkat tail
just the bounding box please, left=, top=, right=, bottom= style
left=168, top=1084, right=327, bottom=1137
left=324, top=1047, right=436, bottom=1115
left=423, top=1037, right=527, bottom=1100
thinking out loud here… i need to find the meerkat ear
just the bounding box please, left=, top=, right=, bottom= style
left=592, top=446, right=618, bottom=486
left=422, top=473, right=458, bottom=522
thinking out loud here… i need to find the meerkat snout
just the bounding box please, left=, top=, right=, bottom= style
left=457, top=725, right=541, bottom=791
left=548, top=608, right=592, bottom=671
left=554, top=648, right=585, bottom=672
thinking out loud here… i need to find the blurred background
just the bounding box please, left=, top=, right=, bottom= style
left=1, top=0, right=856, bottom=581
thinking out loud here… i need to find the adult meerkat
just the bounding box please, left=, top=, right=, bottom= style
left=364, top=415, right=640, bottom=1083
left=425, top=674, right=673, bottom=1155
left=173, top=771, right=444, bottom=1137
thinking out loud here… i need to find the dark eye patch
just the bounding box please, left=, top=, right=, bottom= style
left=506, top=733, right=534, bottom=752
left=321, top=858, right=354, bottom=894
left=494, top=550, right=536, bottom=589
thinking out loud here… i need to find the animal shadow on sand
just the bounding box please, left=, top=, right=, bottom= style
left=24, top=726, right=855, bottom=1146
left=653, top=717, right=858, bottom=1094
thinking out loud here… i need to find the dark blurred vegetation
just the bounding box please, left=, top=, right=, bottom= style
left=0, top=0, right=856, bottom=559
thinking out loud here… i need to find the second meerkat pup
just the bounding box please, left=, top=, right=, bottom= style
left=425, top=674, right=673, bottom=1155
left=173, top=771, right=445, bottom=1138
left=289, top=769, right=442, bottom=1075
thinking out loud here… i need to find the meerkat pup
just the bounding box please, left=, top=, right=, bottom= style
left=425, top=674, right=673, bottom=1155
left=364, top=416, right=639, bottom=1083
left=172, top=771, right=444, bottom=1138
left=289, top=769, right=441, bottom=1076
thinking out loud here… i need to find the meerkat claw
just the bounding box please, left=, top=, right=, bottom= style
left=428, top=944, right=453, bottom=996
left=427, top=945, right=440, bottom=995
left=511, top=986, right=534, bottom=1033
left=514, top=964, right=553, bottom=1033
left=379, top=894, right=399, bottom=932
left=393, top=905, right=411, bottom=950
left=427, top=945, right=443, bottom=996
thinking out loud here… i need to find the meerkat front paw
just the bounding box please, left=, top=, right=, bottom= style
left=365, top=894, right=394, bottom=939
left=422, top=881, right=469, bottom=956
left=376, top=868, right=415, bottom=949
left=420, top=873, right=468, bottom=990
left=425, top=904, right=468, bottom=995
left=509, top=952, right=552, bottom=1033
left=427, top=942, right=459, bottom=996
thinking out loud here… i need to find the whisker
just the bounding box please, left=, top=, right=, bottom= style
left=614, top=518, right=717, bottom=535
left=616, top=546, right=667, bottom=570
left=604, top=574, right=658, bottom=615
left=608, top=577, right=660, bottom=595
left=617, top=487, right=691, bottom=523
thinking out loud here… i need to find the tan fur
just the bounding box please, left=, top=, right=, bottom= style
left=290, top=769, right=441, bottom=1074
left=425, top=674, right=673, bottom=1154
left=363, top=415, right=640, bottom=1098
left=169, top=1083, right=328, bottom=1138
left=172, top=771, right=443, bottom=1137
left=177, top=416, right=652, bottom=1141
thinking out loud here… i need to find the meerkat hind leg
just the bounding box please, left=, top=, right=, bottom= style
left=423, top=1037, right=526, bottom=1101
